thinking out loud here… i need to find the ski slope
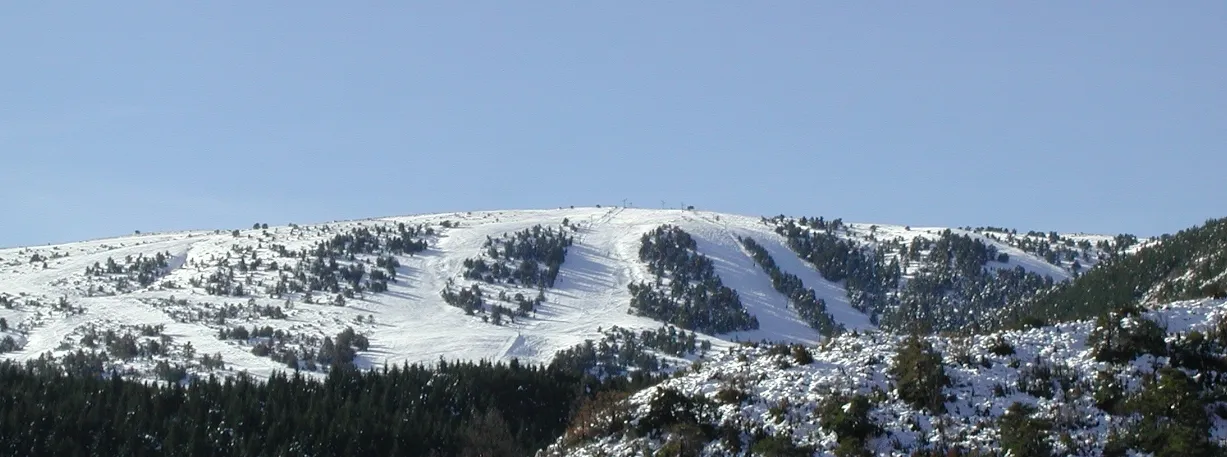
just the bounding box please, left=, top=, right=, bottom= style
left=0, top=207, right=1085, bottom=379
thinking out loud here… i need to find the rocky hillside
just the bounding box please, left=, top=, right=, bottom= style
left=546, top=298, right=1227, bottom=456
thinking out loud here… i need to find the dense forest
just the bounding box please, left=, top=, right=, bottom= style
left=0, top=357, right=638, bottom=457
left=6, top=210, right=1227, bottom=456
left=969, top=226, right=1134, bottom=274
left=438, top=224, right=573, bottom=323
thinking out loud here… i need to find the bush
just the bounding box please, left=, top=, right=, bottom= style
left=715, top=386, right=749, bottom=405
left=1088, top=307, right=1167, bottom=364
left=998, top=403, right=1052, bottom=457
left=1092, top=370, right=1125, bottom=414
left=154, top=361, right=188, bottom=383
left=657, top=423, right=707, bottom=457
left=562, top=391, right=629, bottom=447
left=638, top=388, right=699, bottom=434
left=766, top=344, right=790, bottom=358
left=1167, top=330, right=1226, bottom=371
left=833, top=438, right=873, bottom=457
left=1118, top=368, right=1216, bottom=456
left=818, top=393, right=879, bottom=456
left=750, top=435, right=813, bottom=457
left=1210, top=281, right=1227, bottom=299
left=1016, top=357, right=1075, bottom=399
left=988, top=336, right=1015, bottom=356
left=0, top=336, right=18, bottom=353
left=791, top=345, right=814, bottom=365
left=890, top=334, right=950, bottom=412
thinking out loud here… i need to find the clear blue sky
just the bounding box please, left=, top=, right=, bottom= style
left=2, top=3, right=1224, bottom=247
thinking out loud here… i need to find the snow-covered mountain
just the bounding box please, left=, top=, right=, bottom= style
left=8, top=207, right=1227, bottom=455
left=0, top=207, right=1115, bottom=380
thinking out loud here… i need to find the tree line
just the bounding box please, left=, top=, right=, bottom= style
left=0, top=356, right=622, bottom=457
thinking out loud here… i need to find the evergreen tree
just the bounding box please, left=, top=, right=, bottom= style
left=889, top=334, right=950, bottom=413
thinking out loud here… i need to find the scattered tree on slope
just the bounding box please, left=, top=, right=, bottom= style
left=550, top=325, right=710, bottom=379
left=739, top=236, right=842, bottom=336
left=193, top=223, right=430, bottom=300
left=463, top=224, right=573, bottom=289
left=774, top=217, right=1054, bottom=333
left=628, top=225, right=758, bottom=334
left=1014, top=217, right=1227, bottom=327
left=83, top=251, right=173, bottom=294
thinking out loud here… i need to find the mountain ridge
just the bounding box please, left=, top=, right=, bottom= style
left=0, top=206, right=1110, bottom=380
left=7, top=207, right=1227, bottom=456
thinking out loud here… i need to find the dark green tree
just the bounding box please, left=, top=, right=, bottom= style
left=889, top=334, right=949, bottom=412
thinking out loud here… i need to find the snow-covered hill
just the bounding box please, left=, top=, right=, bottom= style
left=0, top=207, right=1105, bottom=380
left=544, top=298, right=1227, bottom=456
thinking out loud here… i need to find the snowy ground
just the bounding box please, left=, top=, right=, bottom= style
left=547, top=298, right=1227, bottom=456
left=0, top=207, right=1085, bottom=379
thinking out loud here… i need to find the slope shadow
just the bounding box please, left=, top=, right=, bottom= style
left=552, top=243, right=620, bottom=297
left=382, top=264, right=426, bottom=301
left=690, top=230, right=822, bottom=344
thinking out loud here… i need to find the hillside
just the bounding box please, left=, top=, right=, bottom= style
left=7, top=207, right=1227, bottom=456
left=1015, top=216, right=1227, bottom=326
left=0, top=207, right=1104, bottom=381
left=764, top=216, right=1130, bottom=332
left=546, top=298, right=1227, bottom=456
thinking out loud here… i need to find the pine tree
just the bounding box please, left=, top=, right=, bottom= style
left=890, top=334, right=950, bottom=413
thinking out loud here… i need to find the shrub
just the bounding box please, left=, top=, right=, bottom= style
left=563, top=391, right=630, bottom=447
left=1167, top=330, right=1226, bottom=371
left=715, top=386, right=749, bottom=405
left=988, top=336, right=1015, bottom=356
left=833, top=438, right=873, bottom=457
left=658, top=423, right=706, bottom=457
left=1016, top=357, right=1075, bottom=400
left=1092, top=370, right=1125, bottom=415
left=1087, top=306, right=1167, bottom=364
left=750, top=435, right=812, bottom=457
left=638, top=388, right=698, bottom=434
left=818, top=393, right=879, bottom=456
left=998, top=403, right=1052, bottom=457
left=1118, top=368, right=1215, bottom=456
left=154, top=360, right=188, bottom=383
left=791, top=345, right=814, bottom=365
left=0, top=336, right=18, bottom=353
left=766, top=344, right=791, bottom=358
left=890, top=334, right=950, bottom=412
left=1212, top=282, right=1227, bottom=299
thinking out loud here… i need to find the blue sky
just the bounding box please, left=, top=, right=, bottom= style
left=2, top=3, right=1223, bottom=247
